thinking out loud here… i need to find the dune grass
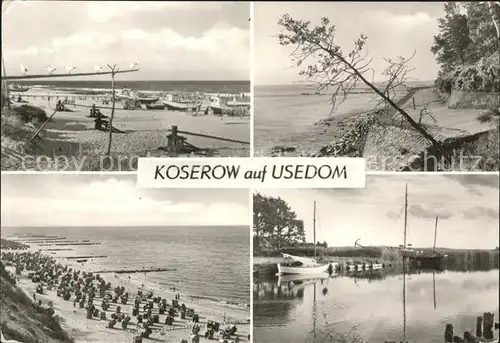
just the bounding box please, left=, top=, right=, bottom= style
left=0, top=263, right=73, bottom=343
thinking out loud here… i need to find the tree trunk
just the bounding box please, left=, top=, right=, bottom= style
left=487, top=2, right=500, bottom=38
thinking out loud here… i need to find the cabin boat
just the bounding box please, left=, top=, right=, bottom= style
left=277, top=254, right=335, bottom=275
left=8, top=84, right=30, bottom=92
left=276, top=201, right=337, bottom=275
left=226, top=96, right=250, bottom=108
left=115, top=88, right=159, bottom=104
left=162, top=94, right=201, bottom=111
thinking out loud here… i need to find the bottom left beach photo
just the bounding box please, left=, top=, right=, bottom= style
left=0, top=173, right=251, bottom=343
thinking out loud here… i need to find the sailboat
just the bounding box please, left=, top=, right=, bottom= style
left=276, top=201, right=337, bottom=275
left=400, top=184, right=445, bottom=269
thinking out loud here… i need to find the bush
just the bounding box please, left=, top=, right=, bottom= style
left=454, top=56, right=500, bottom=92
left=12, top=105, right=48, bottom=124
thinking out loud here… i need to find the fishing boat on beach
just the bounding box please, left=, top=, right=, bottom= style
left=277, top=201, right=336, bottom=275
left=115, top=88, right=159, bottom=104
left=145, top=103, right=166, bottom=110
left=8, top=84, right=30, bottom=92
left=226, top=96, right=250, bottom=108
left=162, top=94, right=201, bottom=111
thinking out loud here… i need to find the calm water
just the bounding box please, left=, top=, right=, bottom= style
left=253, top=83, right=420, bottom=155
left=15, top=80, right=250, bottom=94
left=3, top=226, right=250, bottom=305
left=254, top=268, right=499, bottom=343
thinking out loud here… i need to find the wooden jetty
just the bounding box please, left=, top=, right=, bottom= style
left=37, top=242, right=101, bottom=246
left=64, top=255, right=108, bottom=260
left=92, top=267, right=177, bottom=274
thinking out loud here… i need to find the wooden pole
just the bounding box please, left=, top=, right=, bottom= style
left=2, top=68, right=137, bottom=81
left=412, top=97, right=416, bottom=110
left=168, top=128, right=250, bottom=145
left=106, top=64, right=116, bottom=156
left=26, top=101, right=65, bottom=145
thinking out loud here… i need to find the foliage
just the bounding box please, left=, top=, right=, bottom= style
left=454, top=55, right=500, bottom=92
left=432, top=2, right=500, bottom=93
left=430, top=2, right=472, bottom=70
left=253, top=193, right=305, bottom=250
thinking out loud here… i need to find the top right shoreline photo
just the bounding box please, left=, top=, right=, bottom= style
left=253, top=1, right=499, bottom=172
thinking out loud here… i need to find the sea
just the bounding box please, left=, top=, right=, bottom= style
left=2, top=225, right=250, bottom=307
left=253, top=81, right=432, bottom=155
left=254, top=262, right=499, bottom=343
left=14, top=80, right=251, bottom=94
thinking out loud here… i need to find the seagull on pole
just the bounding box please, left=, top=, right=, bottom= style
left=129, top=62, right=139, bottom=70
left=20, top=64, right=28, bottom=76
left=94, top=65, right=102, bottom=73
left=65, top=66, right=76, bottom=74
left=45, top=65, right=56, bottom=75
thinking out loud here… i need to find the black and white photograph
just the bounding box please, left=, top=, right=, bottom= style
left=253, top=2, right=499, bottom=172
left=253, top=174, right=499, bottom=342
left=0, top=174, right=251, bottom=343
left=1, top=1, right=251, bottom=171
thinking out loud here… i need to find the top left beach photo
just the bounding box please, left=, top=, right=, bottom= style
left=1, top=1, right=251, bottom=172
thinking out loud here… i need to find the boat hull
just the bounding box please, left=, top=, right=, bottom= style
left=277, top=262, right=335, bottom=275
left=163, top=101, right=200, bottom=111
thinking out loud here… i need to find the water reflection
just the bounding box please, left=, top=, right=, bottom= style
left=254, top=258, right=499, bottom=343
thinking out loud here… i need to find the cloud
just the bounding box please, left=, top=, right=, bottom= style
left=445, top=174, right=500, bottom=190
left=360, top=10, right=433, bottom=28
left=85, top=2, right=225, bottom=23
left=409, top=204, right=453, bottom=220
left=1, top=176, right=249, bottom=227
left=461, top=206, right=499, bottom=220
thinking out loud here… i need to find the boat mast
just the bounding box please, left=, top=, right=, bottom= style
left=403, top=184, right=408, bottom=248
left=313, top=201, right=316, bottom=261
left=433, top=216, right=438, bottom=254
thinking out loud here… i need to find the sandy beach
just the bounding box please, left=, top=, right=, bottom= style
left=3, top=251, right=250, bottom=343
left=2, top=93, right=250, bottom=171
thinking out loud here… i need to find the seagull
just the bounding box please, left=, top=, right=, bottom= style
left=45, top=65, right=56, bottom=75
left=20, top=64, right=28, bottom=76
left=94, top=65, right=102, bottom=73
left=129, top=62, right=139, bottom=70
left=65, top=66, right=76, bottom=74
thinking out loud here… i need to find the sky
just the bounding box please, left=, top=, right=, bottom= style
left=256, top=175, right=499, bottom=250
left=254, top=2, right=445, bottom=85
left=1, top=1, right=250, bottom=81
left=1, top=174, right=250, bottom=227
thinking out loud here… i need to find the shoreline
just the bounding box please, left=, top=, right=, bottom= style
left=262, top=87, right=414, bottom=157
left=2, top=249, right=250, bottom=343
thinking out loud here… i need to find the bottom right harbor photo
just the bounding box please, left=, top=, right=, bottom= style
left=252, top=174, right=499, bottom=343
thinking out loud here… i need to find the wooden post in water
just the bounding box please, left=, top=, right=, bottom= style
left=403, top=184, right=408, bottom=249
left=412, top=97, right=416, bottom=110
left=106, top=64, right=117, bottom=156
left=476, top=316, right=483, bottom=337
left=313, top=200, right=316, bottom=261
left=483, top=312, right=494, bottom=339
left=444, top=323, right=453, bottom=343
left=433, top=216, right=438, bottom=254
